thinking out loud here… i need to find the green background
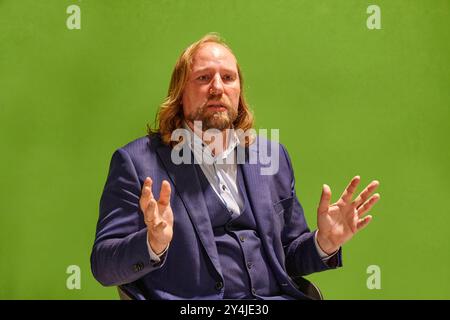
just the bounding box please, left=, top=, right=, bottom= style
left=1, top=0, right=449, bottom=299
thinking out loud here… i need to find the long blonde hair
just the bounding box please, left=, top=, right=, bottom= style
left=147, top=33, right=254, bottom=146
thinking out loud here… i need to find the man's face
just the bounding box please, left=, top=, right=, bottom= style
left=182, top=42, right=240, bottom=131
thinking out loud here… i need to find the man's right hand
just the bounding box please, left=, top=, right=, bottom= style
left=139, top=177, right=174, bottom=255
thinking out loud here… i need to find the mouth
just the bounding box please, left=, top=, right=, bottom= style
left=206, top=103, right=227, bottom=112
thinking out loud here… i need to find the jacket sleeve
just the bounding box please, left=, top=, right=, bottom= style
left=279, top=144, right=343, bottom=277
left=90, top=148, right=166, bottom=286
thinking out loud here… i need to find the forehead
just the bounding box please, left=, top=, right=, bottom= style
left=191, top=42, right=238, bottom=71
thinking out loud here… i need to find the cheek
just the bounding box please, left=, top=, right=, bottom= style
left=182, top=89, right=198, bottom=115
left=182, top=86, right=208, bottom=111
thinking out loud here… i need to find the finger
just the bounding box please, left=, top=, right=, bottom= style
left=144, top=199, right=160, bottom=227
left=158, top=180, right=172, bottom=207
left=353, top=180, right=380, bottom=208
left=317, top=184, right=332, bottom=214
left=144, top=177, right=155, bottom=199
left=356, top=215, right=372, bottom=231
left=340, top=175, right=361, bottom=203
left=139, top=177, right=154, bottom=212
left=357, top=193, right=380, bottom=217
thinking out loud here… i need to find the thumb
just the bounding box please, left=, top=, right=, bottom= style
left=317, top=184, right=331, bottom=214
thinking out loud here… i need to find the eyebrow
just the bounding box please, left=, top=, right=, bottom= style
left=191, top=67, right=238, bottom=75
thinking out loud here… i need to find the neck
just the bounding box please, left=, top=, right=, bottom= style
left=186, top=121, right=230, bottom=156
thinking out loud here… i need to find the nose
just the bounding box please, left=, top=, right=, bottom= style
left=209, top=74, right=224, bottom=96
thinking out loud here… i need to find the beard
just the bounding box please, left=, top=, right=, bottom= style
left=185, top=101, right=238, bottom=131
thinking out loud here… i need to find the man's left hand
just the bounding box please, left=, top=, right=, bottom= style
left=316, top=176, right=380, bottom=255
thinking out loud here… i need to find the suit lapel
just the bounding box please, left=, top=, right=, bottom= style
left=240, top=145, right=275, bottom=251
left=240, top=144, right=291, bottom=280
left=155, top=142, right=223, bottom=277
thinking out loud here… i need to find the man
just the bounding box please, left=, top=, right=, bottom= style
left=90, top=33, right=380, bottom=300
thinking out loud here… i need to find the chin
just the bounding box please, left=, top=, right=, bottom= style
left=205, top=119, right=231, bottom=131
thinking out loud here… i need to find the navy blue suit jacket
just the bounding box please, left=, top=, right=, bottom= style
left=90, top=134, right=342, bottom=299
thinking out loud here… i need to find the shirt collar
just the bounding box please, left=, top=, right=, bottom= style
left=182, top=121, right=240, bottom=164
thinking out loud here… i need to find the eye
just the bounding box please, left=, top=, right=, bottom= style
left=196, top=75, right=210, bottom=81
left=222, top=74, right=235, bottom=81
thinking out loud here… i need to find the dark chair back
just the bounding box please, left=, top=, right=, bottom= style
left=291, top=276, right=323, bottom=300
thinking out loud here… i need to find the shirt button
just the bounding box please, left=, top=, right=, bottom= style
left=252, top=288, right=257, bottom=295
left=132, top=262, right=144, bottom=272
left=247, top=262, right=253, bottom=269
left=239, top=235, right=245, bottom=242
left=221, top=185, right=226, bottom=191
left=215, top=281, right=224, bottom=290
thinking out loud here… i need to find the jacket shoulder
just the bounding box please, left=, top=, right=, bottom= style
left=119, top=134, right=162, bottom=157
